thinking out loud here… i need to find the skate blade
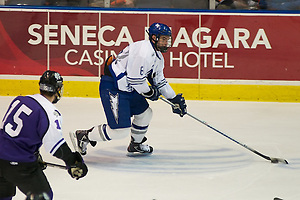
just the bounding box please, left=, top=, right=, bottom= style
left=126, top=152, right=152, bottom=157
left=69, top=131, right=80, bottom=152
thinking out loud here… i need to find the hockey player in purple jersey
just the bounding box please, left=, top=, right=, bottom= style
left=70, top=22, right=187, bottom=156
left=0, top=71, right=88, bottom=200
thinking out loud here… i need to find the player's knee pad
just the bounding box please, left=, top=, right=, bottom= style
left=132, top=107, right=153, bottom=127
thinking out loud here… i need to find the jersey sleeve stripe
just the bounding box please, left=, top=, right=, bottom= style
left=127, top=76, right=146, bottom=81
left=50, top=138, right=65, bottom=155
left=156, top=79, right=168, bottom=89
left=116, top=72, right=127, bottom=81
left=127, top=77, right=147, bottom=85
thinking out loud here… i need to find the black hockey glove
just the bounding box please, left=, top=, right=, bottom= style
left=168, top=93, right=187, bottom=117
left=53, top=142, right=88, bottom=180
left=142, top=85, right=160, bottom=101
left=35, top=152, right=47, bottom=170
left=67, top=152, right=88, bottom=180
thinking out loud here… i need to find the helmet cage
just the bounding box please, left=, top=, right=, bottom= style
left=154, top=35, right=172, bottom=53
left=39, top=70, right=63, bottom=103
left=148, top=23, right=172, bottom=53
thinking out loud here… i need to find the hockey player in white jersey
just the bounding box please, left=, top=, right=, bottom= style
left=0, top=71, right=88, bottom=200
left=70, top=22, right=187, bottom=156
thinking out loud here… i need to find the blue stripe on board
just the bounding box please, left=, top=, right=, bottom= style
left=2, top=5, right=300, bottom=15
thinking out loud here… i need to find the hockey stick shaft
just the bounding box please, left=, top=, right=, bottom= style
left=159, top=96, right=288, bottom=164
left=44, top=162, right=67, bottom=170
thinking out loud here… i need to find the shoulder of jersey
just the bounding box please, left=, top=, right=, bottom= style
left=28, top=94, right=59, bottom=117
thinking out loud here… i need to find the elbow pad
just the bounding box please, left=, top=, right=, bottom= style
left=142, top=86, right=160, bottom=101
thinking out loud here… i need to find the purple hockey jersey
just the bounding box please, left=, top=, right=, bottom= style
left=0, top=94, right=65, bottom=162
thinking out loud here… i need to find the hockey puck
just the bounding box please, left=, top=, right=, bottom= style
left=274, top=197, right=283, bottom=200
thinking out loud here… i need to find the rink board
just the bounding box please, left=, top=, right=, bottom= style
left=0, top=8, right=300, bottom=101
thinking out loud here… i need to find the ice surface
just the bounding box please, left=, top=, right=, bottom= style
left=1, top=96, right=300, bottom=200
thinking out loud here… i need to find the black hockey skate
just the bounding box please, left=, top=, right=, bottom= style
left=127, top=136, right=153, bottom=157
left=69, top=129, right=97, bottom=155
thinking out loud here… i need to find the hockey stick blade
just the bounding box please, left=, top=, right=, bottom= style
left=248, top=147, right=288, bottom=164
left=270, top=157, right=288, bottom=164
left=159, top=97, right=288, bottom=164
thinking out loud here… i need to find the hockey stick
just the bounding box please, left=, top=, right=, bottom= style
left=44, top=162, right=67, bottom=170
left=159, top=96, right=288, bottom=164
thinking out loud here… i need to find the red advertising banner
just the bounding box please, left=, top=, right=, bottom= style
left=200, top=14, right=300, bottom=80
left=48, top=12, right=100, bottom=76
left=0, top=10, right=47, bottom=75
left=0, top=9, right=300, bottom=81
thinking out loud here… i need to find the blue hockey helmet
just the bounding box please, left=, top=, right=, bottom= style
left=39, top=70, right=63, bottom=104
left=148, top=22, right=172, bottom=38
left=148, top=22, right=172, bottom=53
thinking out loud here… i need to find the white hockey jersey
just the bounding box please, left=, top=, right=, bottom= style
left=110, top=40, right=176, bottom=99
